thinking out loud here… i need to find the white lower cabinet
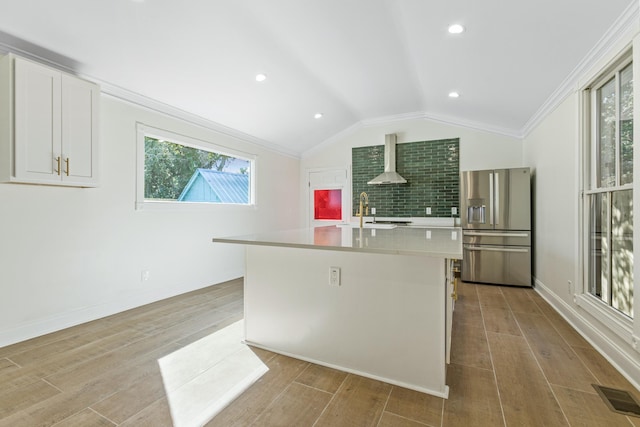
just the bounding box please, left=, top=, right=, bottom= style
left=445, top=259, right=460, bottom=364
left=0, top=54, right=99, bottom=187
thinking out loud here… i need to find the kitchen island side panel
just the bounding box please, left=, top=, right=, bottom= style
left=244, top=245, right=448, bottom=397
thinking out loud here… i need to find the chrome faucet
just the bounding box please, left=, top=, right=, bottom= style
left=357, top=191, right=369, bottom=228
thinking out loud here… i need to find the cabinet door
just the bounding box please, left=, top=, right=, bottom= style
left=14, top=57, right=62, bottom=182
left=61, top=74, right=99, bottom=186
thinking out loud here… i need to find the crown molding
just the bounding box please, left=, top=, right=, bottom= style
left=0, top=42, right=300, bottom=160
left=360, top=111, right=427, bottom=126
left=361, top=110, right=523, bottom=138
left=98, top=83, right=300, bottom=159
left=412, top=112, right=522, bottom=139
left=368, top=110, right=523, bottom=138
left=302, top=110, right=523, bottom=158
left=3, top=0, right=637, bottom=161
left=522, top=0, right=640, bottom=138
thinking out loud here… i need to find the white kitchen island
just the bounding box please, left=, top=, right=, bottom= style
left=212, top=225, right=462, bottom=398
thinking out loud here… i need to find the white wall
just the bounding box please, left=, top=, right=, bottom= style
left=523, top=96, right=579, bottom=302
left=0, top=95, right=301, bottom=347
left=523, top=40, right=640, bottom=388
left=300, top=117, right=523, bottom=225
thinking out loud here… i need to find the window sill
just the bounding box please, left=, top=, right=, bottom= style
left=575, top=293, right=635, bottom=349
left=135, top=200, right=257, bottom=212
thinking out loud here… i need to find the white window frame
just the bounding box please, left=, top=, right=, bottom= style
left=307, top=167, right=350, bottom=227
left=577, top=48, right=635, bottom=343
left=135, top=123, right=256, bottom=211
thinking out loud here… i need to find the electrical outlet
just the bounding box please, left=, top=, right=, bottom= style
left=371, top=207, right=376, bottom=215
left=141, top=269, right=150, bottom=282
left=451, top=207, right=458, bottom=215
left=329, top=267, right=341, bottom=286
left=426, top=207, right=432, bottom=215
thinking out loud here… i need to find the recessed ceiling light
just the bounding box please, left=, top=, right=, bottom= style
left=255, top=73, right=267, bottom=82
left=449, top=92, right=460, bottom=98
left=448, top=24, right=465, bottom=34
left=314, top=113, right=323, bottom=119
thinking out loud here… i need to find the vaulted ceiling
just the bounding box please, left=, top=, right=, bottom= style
left=0, top=0, right=635, bottom=156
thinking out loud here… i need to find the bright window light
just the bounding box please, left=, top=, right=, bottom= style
left=158, top=320, right=268, bottom=426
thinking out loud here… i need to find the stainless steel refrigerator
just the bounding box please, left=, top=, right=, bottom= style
left=460, top=167, right=531, bottom=287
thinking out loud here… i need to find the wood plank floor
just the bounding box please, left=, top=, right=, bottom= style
left=0, top=278, right=639, bottom=426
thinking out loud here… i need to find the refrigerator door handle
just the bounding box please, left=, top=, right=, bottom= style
left=464, top=231, right=529, bottom=238
left=489, top=173, right=494, bottom=225
left=464, top=245, right=529, bottom=253
left=494, top=172, right=499, bottom=225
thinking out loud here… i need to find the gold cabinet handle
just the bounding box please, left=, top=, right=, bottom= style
left=55, top=156, right=61, bottom=176
left=64, top=158, right=70, bottom=176
left=451, top=267, right=460, bottom=301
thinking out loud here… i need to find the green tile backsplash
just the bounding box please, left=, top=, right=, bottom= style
left=352, top=138, right=459, bottom=217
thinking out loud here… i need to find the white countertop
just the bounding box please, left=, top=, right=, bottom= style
left=212, top=225, right=462, bottom=258
left=341, top=216, right=458, bottom=228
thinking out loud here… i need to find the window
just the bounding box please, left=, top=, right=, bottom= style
left=136, top=125, right=254, bottom=208
left=584, top=54, right=633, bottom=318
left=314, top=189, right=342, bottom=220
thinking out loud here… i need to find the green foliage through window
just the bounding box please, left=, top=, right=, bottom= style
left=587, top=58, right=633, bottom=318
left=144, top=136, right=251, bottom=203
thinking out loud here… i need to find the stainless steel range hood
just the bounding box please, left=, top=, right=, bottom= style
left=367, top=134, right=407, bottom=185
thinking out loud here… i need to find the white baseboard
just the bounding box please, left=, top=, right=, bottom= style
left=0, top=278, right=239, bottom=348
left=533, top=277, right=640, bottom=392
left=244, top=340, right=449, bottom=399
left=0, top=287, right=182, bottom=348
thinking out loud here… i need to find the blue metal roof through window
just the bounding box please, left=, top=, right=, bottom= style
left=178, top=169, right=249, bottom=204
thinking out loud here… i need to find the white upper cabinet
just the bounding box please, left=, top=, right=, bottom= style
left=14, top=58, right=62, bottom=182
left=0, top=54, right=99, bottom=187
left=60, top=73, right=99, bottom=185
